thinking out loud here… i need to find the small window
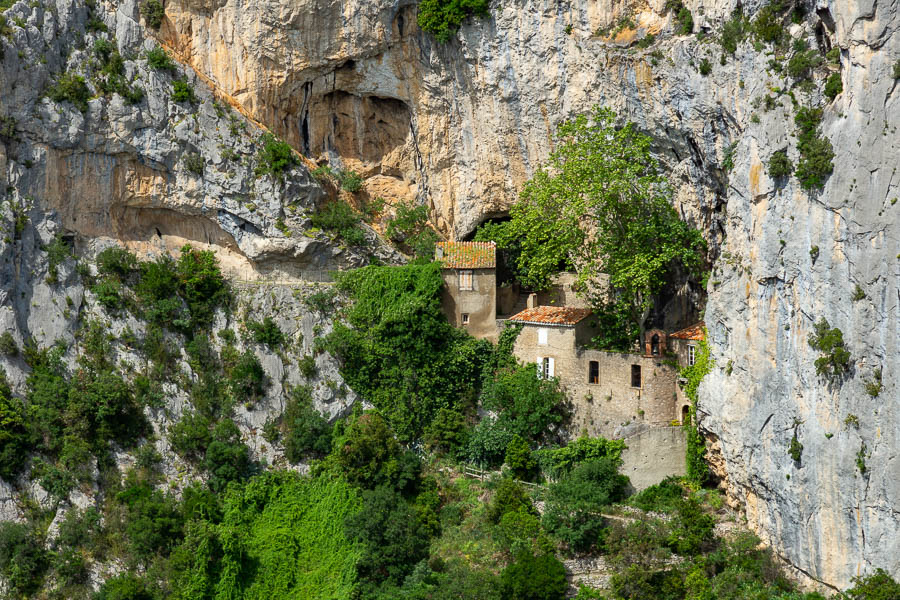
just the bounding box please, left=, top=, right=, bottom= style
left=537, top=357, right=553, bottom=379
left=681, top=404, right=690, bottom=424
left=588, top=361, right=599, bottom=384
left=688, top=344, right=696, bottom=366
left=538, top=328, right=548, bottom=345
left=459, top=269, right=473, bottom=291
left=461, top=313, right=470, bottom=324
left=631, top=364, right=642, bottom=388
left=651, top=334, right=660, bottom=356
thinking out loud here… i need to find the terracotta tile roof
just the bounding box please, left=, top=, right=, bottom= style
left=435, top=241, right=496, bottom=269
left=669, top=322, right=706, bottom=341
left=508, top=306, right=592, bottom=326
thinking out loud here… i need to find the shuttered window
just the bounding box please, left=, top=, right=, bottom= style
left=459, top=270, right=473, bottom=290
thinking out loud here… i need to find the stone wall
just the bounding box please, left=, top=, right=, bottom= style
left=440, top=268, right=497, bottom=342
left=620, top=426, right=687, bottom=491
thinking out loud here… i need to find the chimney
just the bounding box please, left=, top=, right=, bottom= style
left=435, top=246, right=443, bottom=259
left=527, top=293, right=538, bottom=309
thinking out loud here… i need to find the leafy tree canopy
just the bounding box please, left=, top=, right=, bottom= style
left=476, top=106, right=705, bottom=346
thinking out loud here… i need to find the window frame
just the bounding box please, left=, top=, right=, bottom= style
left=631, top=364, right=642, bottom=389
left=537, top=328, right=548, bottom=346
left=459, top=269, right=474, bottom=291
left=588, top=360, right=599, bottom=384
left=688, top=344, right=696, bottom=366
left=461, top=313, right=470, bottom=324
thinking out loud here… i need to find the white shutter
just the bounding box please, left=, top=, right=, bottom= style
left=538, top=328, right=548, bottom=345
left=548, top=357, right=555, bottom=378
left=536, top=357, right=543, bottom=379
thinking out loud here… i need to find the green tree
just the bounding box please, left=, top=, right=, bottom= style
left=500, top=551, right=568, bottom=600
left=0, top=370, right=29, bottom=480
left=483, top=107, right=705, bottom=347
left=417, top=0, right=490, bottom=43
left=281, top=385, right=333, bottom=461
left=844, top=568, right=900, bottom=600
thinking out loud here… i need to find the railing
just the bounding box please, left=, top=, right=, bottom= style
left=462, top=464, right=549, bottom=496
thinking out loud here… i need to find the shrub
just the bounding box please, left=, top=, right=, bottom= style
left=768, top=149, right=793, bottom=178
left=0, top=370, right=28, bottom=480
left=0, top=331, right=18, bottom=356
left=753, top=0, right=786, bottom=44
left=0, top=522, right=48, bottom=596
left=145, top=46, right=175, bottom=71
left=169, top=411, right=213, bottom=460
left=666, top=1, right=693, bottom=35
left=719, top=9, right=747, bottom=54
left=282, top=385, right=332, bottom=461
left=505, top=435, right=536, bottom=480
left=852, top=284, right=866, bottom=301
left=255, top=132, right=297, bottom=179
left=183, top=152, right=204, bottom=174
left=535, top=436, right=628, bottom=481
left=417, top=0, right=490, bottom=43
left=386, top=200, right=438, bottom=260
left=789, top=433, right=803, bottom=462
left=245, top=316, right=285, bottom=348
left=824, top=72, right=843, bottom=100
left=337, top=169, right=363, bottom=192
left=172, top=79, right=196, bottom=103
left=808, top=318, right=850, bottom=381
left=228, top=349, right=266, bottom=403
left=204, top=420, right=252, bottom=493
left=864, top=368, right=883, bottom=398
left=666, top=496, right=716, bottom=555
left=480, top=364, right=568, bottom=442
left=500, top=551, right=568, bottom=600
left=543, top=458, right=629, bottom=552
left=332, top=411, right=419, bottom=491
left=303, top=288, right=337, bottom=313
left=699, top=58, right=712, bottom=76
left=116, top=474, right=184, bottom=562
left=96, top=573, right=154, bottom=600
left=628, top=476, right=685, bottom=512
left=140, top=0, right=164, bottom=29
left=92, top=277, right=126, bottom=312
left=310, top=200, right=367, bottom=247
left=423, top=406, right=468, bottom=456
left=298, top=354, right=317, bottom=378
left=48, top=72, right=92, bottom=112
left=487, top=477, right=536, bottom=524
left=97, top=246, right=138, bottom=278
left=345, top=485, right=429, bottom=588
left=786, top=47, right=824, bottom=79
left=845, top=568, right=900, bottom=600
left=794, top=106, right=834, bottom=191
left=894, top=60, right=900, bottom=79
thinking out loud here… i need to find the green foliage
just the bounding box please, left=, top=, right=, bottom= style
left=808, top=318, right=851, bottom=381
left=719, top=9, right=747, bottom=54
left=145, top=46, right=176, bottom=71
left=310, top=200, right=367, bottom=246
left=345, top=485, right=430, bottom=590
left=97, top=246, right=138, bottom=278
left=423, top=407, right=469, bottom=456
left=492, top=107, right=704, bottom=345
left=96, top=573, right=154, bottom=600
left=228, top=349, right=266, bottom=403
left=505, top=435, right=536, bottom=480
left=894, top=60, right=900, bottom=79
left=788, top=432, right=803, bottom=462
left=184, top=152, right=204, bottom=174
left=216, top=470, right=362, bottom=599
left=204, top=420, right=253, bottom=493
left=327, top=264, right=493, bottom=442
left=170, top=411, right=213, bottom=460
left=303, top=288, right=337, bottom=313
left=825, top=72, right=843, bottom=100
left=753, top=0, right=787, bottom=45
left=337, top=169, right=363, bottom=192
left=417, top=0, right=490, bottom=43
left=0, top=371, right=28, bottom=480
left=543, top=458, right=629, bottom=552
left=487, top=477, right=537, bottom=524
left=254, top=132, right=298, bottom=179
left=666, top=1, right=693, bottom=35
left=699, top=58, right=712, bottom=76
left=500, top=551, right=568, bottom=600
left=172, top=79, right=196, bottom=103
left=852, top=284, right=866, bottom=301
left=856, top=441, right=868, bottom=474
left=628, top=476, right=685, bottom=513
left=114, top=473, right=184, bottom=563
left=534, top=435, right=627, bottom=481
left=245, top=316, right=285, bottom=348
left=45, top=234, right=71, bottom=284
left=786, top=44, right=824, bottom=79
left=680, top=339, right=713, bottom=484
left=386, top=200, right=438, bottom=260
left=48, top=72, right=92, bottom=112
left=0, top=331, right=17, bottom=356
left=281, top=385, right=332, bottom=461
left=794, top=106, right=834, bottom=191
left=845, top=568, right=900, bottom=600
left=666, top=497, right=716, bottom=555
left=331, top=411, right=419, bottom=492
left=768, top=149, right=794, bottom=178
left=0, top=522, right=48, bottom=596
left=864, top=368, right=883, bottom=398
left=140, top=0, right=164, bottom=29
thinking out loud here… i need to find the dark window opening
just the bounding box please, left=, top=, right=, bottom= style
left=651, top=334, right=660, bottom=356
left=461, top=313, right=470, bottom=324
left=589, top=361, right=599, bottom=384
left=631, top=364, right=642, bottom=388
left=681, top=404, right=690, bottom=424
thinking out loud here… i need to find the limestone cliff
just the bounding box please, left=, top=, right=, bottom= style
left=1, top=0, right=898, bottom=590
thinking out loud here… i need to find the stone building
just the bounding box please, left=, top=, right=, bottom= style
left=668, top=322, right=706, bottom=419
left=435, top=241, right=498, bottom=342
left=505, top=305, right=705, bottom=438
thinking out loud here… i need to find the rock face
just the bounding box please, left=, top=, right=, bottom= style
left=1, top=0, right=898, bottom=590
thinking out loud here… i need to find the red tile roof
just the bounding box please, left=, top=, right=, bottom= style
left=669, top=322, right=706, bottom=341
left=508, top=306, right=592, bottom=326
left=435, top=241, right=496, bottom=269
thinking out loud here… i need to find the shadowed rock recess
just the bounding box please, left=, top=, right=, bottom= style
left=1, top=0, right=898, bottom=592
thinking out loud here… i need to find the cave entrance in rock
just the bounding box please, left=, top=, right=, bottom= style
left=464, top=213, right=518, bottom=287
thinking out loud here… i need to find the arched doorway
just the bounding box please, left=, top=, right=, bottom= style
left=681, top=405, right=690, bottom=424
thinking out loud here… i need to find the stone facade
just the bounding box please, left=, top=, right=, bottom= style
left=440, top=267, right=497, bottom=342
